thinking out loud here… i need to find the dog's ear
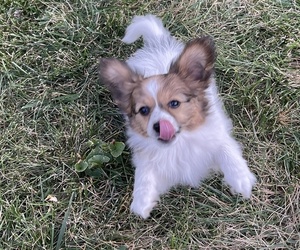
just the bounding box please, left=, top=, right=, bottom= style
left=169, top=37, right=216, bottom=88
left=99, top=58, right=142, bottom=114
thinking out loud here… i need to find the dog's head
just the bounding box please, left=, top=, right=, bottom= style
left=99, top=37, right=216, bottom=143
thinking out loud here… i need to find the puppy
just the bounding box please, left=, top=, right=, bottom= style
left=99, top=15, right=256, bottom=219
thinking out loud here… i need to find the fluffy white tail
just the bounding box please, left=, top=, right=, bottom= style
left=122, top=15, right=170, bottom=44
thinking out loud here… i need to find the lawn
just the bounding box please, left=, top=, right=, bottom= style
left=0, top=0, right=299, bottom=249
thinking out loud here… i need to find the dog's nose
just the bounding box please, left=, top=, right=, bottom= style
left=153, top=122, right=160, bottom=133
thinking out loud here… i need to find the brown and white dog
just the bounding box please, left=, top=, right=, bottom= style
left=99, top=15, right=256, bottom=219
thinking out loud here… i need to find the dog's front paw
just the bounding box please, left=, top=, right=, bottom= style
left=225, top=170, right=256, bottom=198
left=130, top=197, right=158, bottom=219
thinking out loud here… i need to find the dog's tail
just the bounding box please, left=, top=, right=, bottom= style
left=122, top=15, right=170, bottom=44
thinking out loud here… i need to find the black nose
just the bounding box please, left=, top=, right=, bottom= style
left=153, top=122, right=160, bottom=133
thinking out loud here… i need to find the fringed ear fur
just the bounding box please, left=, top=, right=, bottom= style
left=169, top=36, right=216, bottom=87
left=98, top=58, right=142, bottom=114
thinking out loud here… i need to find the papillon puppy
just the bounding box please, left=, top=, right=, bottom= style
left=99, top=15, right=256, bottom=219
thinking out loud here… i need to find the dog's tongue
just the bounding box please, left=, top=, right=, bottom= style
left=159, top=120, right=175, bottom=141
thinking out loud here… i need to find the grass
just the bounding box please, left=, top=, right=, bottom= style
left=0, top=0, right=299, bottom=249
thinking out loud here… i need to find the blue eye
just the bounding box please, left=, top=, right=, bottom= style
left=139, top=106, right=150, bottom=116
left=168, top=100, right=180, bottom=108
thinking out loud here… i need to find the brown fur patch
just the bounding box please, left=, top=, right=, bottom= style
left=157, top=36, right=216, bottom=131
left=169, top=36, right=216, bottom=86
left=98, top=58, right=143, bottom=115
left=157, top=74, right=208, bottom=131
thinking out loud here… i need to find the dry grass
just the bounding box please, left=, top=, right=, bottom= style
left=0, top=0, right=299, bottom=249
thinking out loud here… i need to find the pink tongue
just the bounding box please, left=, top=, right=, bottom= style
left=159, top=120, right=175, bottom=141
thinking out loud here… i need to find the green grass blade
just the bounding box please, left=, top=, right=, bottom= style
left=55, top=192, right=75, bottom=250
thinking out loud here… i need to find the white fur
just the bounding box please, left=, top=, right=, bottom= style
left=146, top=79, right=159, bottom=101
left=122, top=15, right=256, bottom=219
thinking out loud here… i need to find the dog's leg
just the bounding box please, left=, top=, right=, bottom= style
left=130, top=165, right=168, bottom=219
left=215, top=137, right=256, bottom=198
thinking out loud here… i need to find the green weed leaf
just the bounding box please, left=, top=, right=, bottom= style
left=86, top=147, right=104, bottom=160
left=109, top=142, right=125, bottom=158
left=75, top=160, right=89, bottom=172
left=87, top=154, right=110, bottom=166
left=75, top=140, right=125, bottom=174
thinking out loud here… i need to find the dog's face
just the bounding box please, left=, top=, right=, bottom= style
left=99, top=37, right=216, bottom=143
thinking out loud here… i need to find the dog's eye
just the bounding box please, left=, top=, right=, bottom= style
left=168, top=100, right=180, bottom=109
left=139, top=106, right=150, bottom=116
